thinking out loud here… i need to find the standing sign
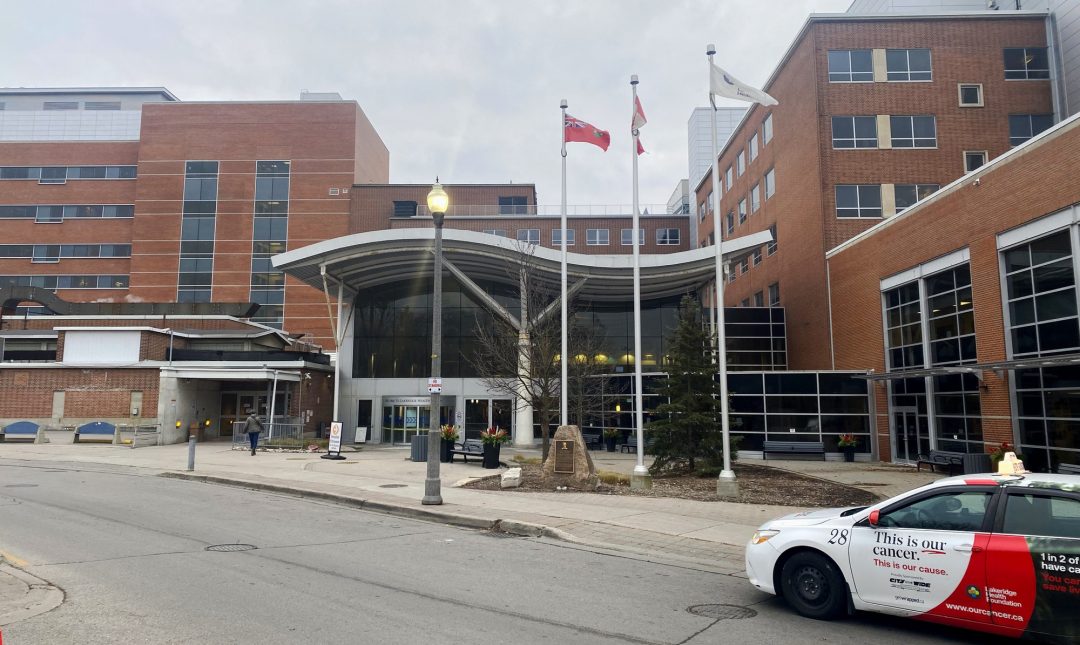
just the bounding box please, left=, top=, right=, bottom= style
left=321, top=421, right=346, bottom=460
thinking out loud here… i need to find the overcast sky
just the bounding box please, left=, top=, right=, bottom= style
left=5, top=0, right=850, bottom=206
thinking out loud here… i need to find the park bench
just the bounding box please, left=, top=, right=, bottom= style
left=916, top=449, right=964, bottom=476
left=581, top=432, right=601, bottom=449
left=762, top=440, right=826, bottom=460
left=449, top=438, right=485, bottom=463
left=0, top=420, right=40, bottom=443
left=74, top=421, right=117, bottom=444
left=620, top=434, right=654, bottom=454
left=1059, top=463, right=1080, bottom=475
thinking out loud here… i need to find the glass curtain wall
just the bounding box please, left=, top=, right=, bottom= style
left=1003, top=229, right=1080, bottom=471
left=178, top=161, right=218, bottom=302
left=250, top=161, right=290, bottom=329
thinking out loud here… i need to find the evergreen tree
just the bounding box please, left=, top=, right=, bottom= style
left=646, top=295, right=731, bottom=476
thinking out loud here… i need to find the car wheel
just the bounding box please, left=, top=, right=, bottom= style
left=779, top=551, right=848, bottom=620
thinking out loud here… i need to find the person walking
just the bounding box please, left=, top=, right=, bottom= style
left=244, top=411, right=264, bottom=456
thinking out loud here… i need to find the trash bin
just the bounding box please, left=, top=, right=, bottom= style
left=962, top=452, right=992, bottom=475
left=410, top=434, right=428, bottom=462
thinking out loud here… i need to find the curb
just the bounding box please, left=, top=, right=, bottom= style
left=0, top=563, right=64, bottom=627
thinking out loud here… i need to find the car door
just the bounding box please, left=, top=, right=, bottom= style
left=848, top=486, right=996, bottom=626
left=986, top=489, right=1080, bottom=642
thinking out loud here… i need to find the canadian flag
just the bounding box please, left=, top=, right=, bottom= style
left=632, top=96, right=647, bottom=155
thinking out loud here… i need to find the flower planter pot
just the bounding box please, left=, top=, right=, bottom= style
left=604, top=437, right=617, bottom=452
left=440, top=438, right=454, bottom=463
left=482, top=443, right=501, bottom=469
left=842, top=446, right=856, bottom=462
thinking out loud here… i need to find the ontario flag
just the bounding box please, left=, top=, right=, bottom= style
left=564, top=114, right=610, bottom=151
left=632, top=96, right=646, bottom=155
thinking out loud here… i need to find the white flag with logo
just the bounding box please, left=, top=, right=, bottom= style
left=709, top=62, right=778, bottom=106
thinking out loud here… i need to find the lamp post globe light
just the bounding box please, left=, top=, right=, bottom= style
left=423, top=180, right=449, bottom=505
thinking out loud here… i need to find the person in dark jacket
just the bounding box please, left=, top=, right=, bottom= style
left=244, top=412, right=264, bottom=456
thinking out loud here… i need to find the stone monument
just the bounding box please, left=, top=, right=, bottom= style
left=540, top=425, right=598, bottom=489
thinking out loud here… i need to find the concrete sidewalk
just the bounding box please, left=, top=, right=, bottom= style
left=0, top=442, right=941, bottom=572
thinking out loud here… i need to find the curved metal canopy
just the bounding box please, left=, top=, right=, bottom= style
left=273, top=228, right=771, bottom=302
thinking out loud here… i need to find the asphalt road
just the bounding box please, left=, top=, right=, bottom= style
left=0, top=458, right=1010, bottom=645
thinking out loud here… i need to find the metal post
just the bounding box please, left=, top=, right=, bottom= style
left=333, top=280, right=343, bottom=422
left=268, top=369, right=278, bottom=441
left=186, top=434, right=196, bottom=471
left=708, top=44, right=738, bottom=496
left=560, top=99, right=569, bottom=427
left=423, top=210, right=445, bottom=505
left=630, top=75, right=651, bottom=490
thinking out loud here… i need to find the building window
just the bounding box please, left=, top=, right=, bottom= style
left=656, top=228, right=681, bottom=246
left=741, top=298, right=751, bottom=307
left=926, top=265, right=976, bottom=366
left=552, top=228, right=575, bottom=246
left=883, top=281, right=923, bottom=370
left=84, top=101, right=121, bottom=111
left=737, top=150, right=745, bottom=176
left=697, top=200, right=706, bottom=222
left=748, top=136, right=758, bottom=163
left=964, top=151, right=987, bottom=172
left=831, top=116, right=877, bottom=149
left=751, top=183, right=761, bottom=214
left=482, top=229, right=508, bottom=237
left=1009, top=114, right=1054, bottom=146
left=1004, top=229, right=1078, bottom=358
left=0, top=275, right=128, bottom=290
left=764, top=168, right=776, bottom=199
left=620, top=228, right=644, bottom=246
left=767, top=225, right=777, bottom=255
left=725, top=165, right=733, bottom=187
left=706, top=190, right=713, bottom=215
left=499, top=196, right=528, bottom=215
left=958, top=84, right=983, bottom=107
left=768, top=283, right=780, bottom=306
left=726, top=212, right=735, bottom=235
left=828, top=49, right=873, bottom=82
left=586, top=228, right=609, bottom=245
left=894, top=184, right=939, bottom=212
left=250, top=160, right=290, bottom=328
left=762, top=114, right=773, bottom=145
left=754, top=291, right=764, bottom=307
left=752, top=248, right=762, bottom=266
left=517, top=229, right=540, bottom=245
left=1004, top=47, right=1050, bottom=80
left=890, top=115, right=937, bottom=148
left=43, top=101, right=78, bottom=110
left=392, top=201, right=417, bottom=217
left=178, top=161, right=219, bottom=304
left=886, top=48, right=932, bottom=82
left=738, top=198, right=747, bottom=224
left=835, top=184, right=882, bottom=218
left=740, top=258, right=749, bottom=274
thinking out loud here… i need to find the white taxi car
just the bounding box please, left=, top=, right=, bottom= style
left=745, top=472, right=1080, bottom=642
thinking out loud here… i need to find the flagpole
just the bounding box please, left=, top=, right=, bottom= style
left=708, top=44, right=738, bottom=496
left=630, top=75, right=650, bottom=490
left=560, top=99, right=569, bottom=429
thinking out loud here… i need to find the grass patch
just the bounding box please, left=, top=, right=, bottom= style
left=264, top=438, right=329, bottom=449
left=597, top=470, right=630, bottom=486
left=512, top=455, right=542, bottom=465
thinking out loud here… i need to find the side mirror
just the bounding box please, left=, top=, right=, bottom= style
left=868, top=509, right=880, bottom=528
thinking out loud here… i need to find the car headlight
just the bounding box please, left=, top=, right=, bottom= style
left=751, top=529, right=780, bottom=545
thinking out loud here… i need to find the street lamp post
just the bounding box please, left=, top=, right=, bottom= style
left=423, top=180, right=449, bottom=505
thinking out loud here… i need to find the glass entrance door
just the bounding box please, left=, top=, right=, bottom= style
left=464, top=398, right=513, bottom=440
left=892, top=406, right=926, bottom=463
left=382, top=405, right=430, bottom=445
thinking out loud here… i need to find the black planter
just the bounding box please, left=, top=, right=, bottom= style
left=604, top=437, right=617, bottom=452
left=482, top=443, right=501, bottom=469
left=842, top=446, right=856, bottom=462
left=440, top=439, right=454, bottom=463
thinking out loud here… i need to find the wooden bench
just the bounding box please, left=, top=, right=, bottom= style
left=74, top=421, right=117, bottom=444
left=917, top=450, right=964, bottom=476
left=0, top=420, right=40, bottom=443
left=449, top=438, right=485, bottom=463
left=1059, top=463, right=1080, bottom=475
left=762, top=440, right=825, bottom=460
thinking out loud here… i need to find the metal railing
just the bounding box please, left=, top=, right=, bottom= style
left=125, top=424, right=161, bottom=448
left=231, top=418, right=307, bottom=449
left=413, top=204, right=675, bottom=218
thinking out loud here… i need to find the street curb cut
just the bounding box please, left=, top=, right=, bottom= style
left=0, top=563, right=64, bottom=627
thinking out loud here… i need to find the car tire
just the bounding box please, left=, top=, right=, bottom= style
left=779, top=551, right=848, bottom=620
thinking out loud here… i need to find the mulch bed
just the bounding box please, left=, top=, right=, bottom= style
left=461, top=462, right=877, bottom=508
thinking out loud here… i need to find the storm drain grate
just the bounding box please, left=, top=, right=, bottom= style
left=205, top=544, right=257, bottom=553
left=686, top=604, right=757, bottom=620
left=379, top=484, right=407, bottom=488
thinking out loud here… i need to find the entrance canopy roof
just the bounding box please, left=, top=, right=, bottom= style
left=273, top=228, right=772, bottom=302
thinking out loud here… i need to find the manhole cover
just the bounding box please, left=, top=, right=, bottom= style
left=686, top=604, right=757, bottom=620
left=3, top=484, right=38, bottom=488
left=379, top=484, right=407, bottom=488
left=205, top=544, right=257, bottom=552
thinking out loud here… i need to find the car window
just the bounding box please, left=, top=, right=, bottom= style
left=878, top=491, right=991, bottom=531
left=1002, top=493, right=1080, bottom=539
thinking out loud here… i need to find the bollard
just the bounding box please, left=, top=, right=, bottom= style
left=186, top=434, right=196, bottom=471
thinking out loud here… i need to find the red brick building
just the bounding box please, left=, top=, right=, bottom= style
left=695, top=13, right=1056, bottom=369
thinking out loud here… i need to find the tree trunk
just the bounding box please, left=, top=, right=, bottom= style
left=539, top=408, right=552, bottom=461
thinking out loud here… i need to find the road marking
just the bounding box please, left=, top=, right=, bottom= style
left=0, top=549, right=28, bottom=568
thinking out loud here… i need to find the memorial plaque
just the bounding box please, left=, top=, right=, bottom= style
left=553, top=439, right=575, bottom=474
